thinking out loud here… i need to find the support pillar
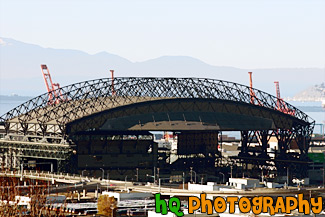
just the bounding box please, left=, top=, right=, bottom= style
left=294, top=125, right=313, bottom=178
left=260, top=131, right=268, bottom=157
left=274, top=129, right=294, bottom=176
left=239, top=131, right=249, bottom=156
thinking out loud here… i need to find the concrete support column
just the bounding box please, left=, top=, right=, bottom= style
left=260, top=130, right=268, bottom=157
left=240, top=131, right=249, bottom=156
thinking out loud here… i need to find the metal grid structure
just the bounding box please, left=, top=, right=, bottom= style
left=0, top=77, right=314, bottom=138
left=0, top=77, right=316, bottom=176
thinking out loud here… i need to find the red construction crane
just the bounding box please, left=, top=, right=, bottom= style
left=41, top=64, right=64, bottom=104
left=248, top=72, right=255, bottom=104
left=274, top=81, right=281, bottom=99
left=274, top=81, right=295, bottom=116
left=248, top=72, right=262, bottom=106
left=110, top=69, right=115, bottom=95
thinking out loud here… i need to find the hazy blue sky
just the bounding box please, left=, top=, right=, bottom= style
left=0, top=0, right=324, bottom=69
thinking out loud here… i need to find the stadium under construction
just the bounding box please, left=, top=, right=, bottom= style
left=0, top=75, right=316, bottom=183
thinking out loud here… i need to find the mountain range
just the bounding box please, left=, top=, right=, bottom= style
left=0, top=37, right=324, bottom=97
left=290, top=83, right=325, bottom=101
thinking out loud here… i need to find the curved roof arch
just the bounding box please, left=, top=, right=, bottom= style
left=67, top=98, right=306, bottom=134
left=0, top=77, right=314, bottom=136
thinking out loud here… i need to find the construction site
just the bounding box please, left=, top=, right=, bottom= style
left=0, top=65, right=321, bottom=185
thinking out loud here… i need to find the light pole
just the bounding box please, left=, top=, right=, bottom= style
left=190, top=168, right=197, bottom=183
left=146, top=174, right=155, bottom=185
left=136, top=168, right=139, bottom=182
left=125, top=175, right=128, bottom=191
left=100, top=168, right=105, bottom=180
left=182, top=172, right=185, bottom=190
left=219, top=172, right=225, bottom=184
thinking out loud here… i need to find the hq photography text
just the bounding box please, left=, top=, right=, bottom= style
left=155, top=193, right=323, bottom=216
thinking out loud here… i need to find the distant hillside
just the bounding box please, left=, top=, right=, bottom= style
left=0, top=37, right=324, bottom=97
left=291, top=83, right=325, bottom=101
left=0, top=94, right=32, bottom=101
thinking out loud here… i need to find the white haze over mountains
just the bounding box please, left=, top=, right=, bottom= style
left=0, top=37, right=324, bottom=97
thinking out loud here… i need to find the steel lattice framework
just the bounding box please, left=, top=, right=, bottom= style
left=0, top=77, right=314, bottom=138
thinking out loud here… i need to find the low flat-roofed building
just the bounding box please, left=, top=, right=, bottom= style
left=228, top=178, right=261, bottom=190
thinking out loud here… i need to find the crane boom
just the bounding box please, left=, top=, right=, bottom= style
left=248, top=72, right=254, bottom=104
left=41, top=64, right=64, bottom=104
left=273, top=81, right=295, bottom=116
left=248, top=72, right=263, bottom=106
left=41, top=65, right=55, bottom=94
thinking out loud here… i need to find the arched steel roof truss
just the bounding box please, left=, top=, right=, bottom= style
left=0, top=77, right=314, bottom=137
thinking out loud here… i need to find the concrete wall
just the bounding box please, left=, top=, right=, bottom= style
left=188, top=183, right=215, bottom=191
left=228, top=178, right=260, bottom=189
left=188, top=183, right=233, bottom=192
left=266, top=182, right=283, bottom=188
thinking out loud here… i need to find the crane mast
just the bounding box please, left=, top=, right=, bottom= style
left=110, top=69, right=115, bottom=95
left=248, top=72, right=262, bottom=106
left=248, top=72, right=254, bottom=104
left=274, top=81, right=281, bottom=99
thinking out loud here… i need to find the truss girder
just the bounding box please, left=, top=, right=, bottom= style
left=0, top=77, right=314, bottom=137
left=0, top=141, right=72, bottom=160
